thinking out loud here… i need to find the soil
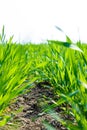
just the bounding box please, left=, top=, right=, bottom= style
left=1, top=82, right=72, bottom=130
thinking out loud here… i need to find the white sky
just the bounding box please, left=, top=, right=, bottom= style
left=0, top=0, right=87, bottom=43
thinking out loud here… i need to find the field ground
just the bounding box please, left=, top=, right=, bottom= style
left=1, top=82, right=72, bottom=130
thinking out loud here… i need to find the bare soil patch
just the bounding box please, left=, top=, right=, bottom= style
left=1, top=82, right=70, bottom=130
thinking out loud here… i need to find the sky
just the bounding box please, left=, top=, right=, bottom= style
left=0, top=0, right=87, bottom=43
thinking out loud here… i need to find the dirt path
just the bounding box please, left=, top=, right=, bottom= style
left=1, top=82, right=68, bottom=130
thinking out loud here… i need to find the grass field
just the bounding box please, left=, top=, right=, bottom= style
left=0, top=26, right=87, bottom=130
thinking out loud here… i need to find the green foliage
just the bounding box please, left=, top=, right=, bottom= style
left=42, top=38, right=87, bottom=130
left=0, top=27, right=47, bottom=126
left=0, top=26, right=6, bottom=44
left=0, top=26, right=87, bottom=129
